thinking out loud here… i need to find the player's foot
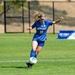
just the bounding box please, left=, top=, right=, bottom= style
left=26, top=62, right=34, bottom=68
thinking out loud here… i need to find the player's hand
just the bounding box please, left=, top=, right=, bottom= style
left=59, top=17, right=64, bottom=21
left=27, top=27, right=32, bottom=30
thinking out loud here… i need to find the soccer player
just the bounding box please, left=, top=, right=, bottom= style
left=26, top=12, right=63, bottom=68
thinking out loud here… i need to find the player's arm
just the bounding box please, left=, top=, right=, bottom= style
left=27, top=26, right=32, bottom=30
left=53, top=17, right=63, bottom=24
left=27, top=22, right=36, bottom=30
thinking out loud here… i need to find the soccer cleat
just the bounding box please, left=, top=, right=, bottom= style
left=26, top=62, right=34, bottom=68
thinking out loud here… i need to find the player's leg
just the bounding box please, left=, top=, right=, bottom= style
left=35, top=46, right=43, bottom=57
left=30, top=41, right=38, bottom=57
left=26, top=41, right=38, bottom=68
left=30, top=41, right=45, bottom=58
left=26, top=41, right=45, bottom=68
left=35, top=41, right=45, bottom=58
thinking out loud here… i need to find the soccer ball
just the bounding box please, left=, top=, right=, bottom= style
left=29, top=57, right=37, bottom=64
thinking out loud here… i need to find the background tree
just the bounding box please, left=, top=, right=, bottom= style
left=68, top=0, right=71, bottom=2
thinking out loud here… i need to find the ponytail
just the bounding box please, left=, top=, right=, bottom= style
left=33, top=11, right=45, bottom=21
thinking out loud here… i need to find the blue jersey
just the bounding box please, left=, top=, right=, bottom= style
left=32, top=20, right=53, bottom=41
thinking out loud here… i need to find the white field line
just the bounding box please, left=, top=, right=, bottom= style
left=0, top=59, right=75, bottom=63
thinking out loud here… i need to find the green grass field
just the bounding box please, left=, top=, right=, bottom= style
left=0, top=33, right=75, bottom=75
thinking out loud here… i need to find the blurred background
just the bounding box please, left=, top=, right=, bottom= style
left=0, top=0, right=75, bottom=33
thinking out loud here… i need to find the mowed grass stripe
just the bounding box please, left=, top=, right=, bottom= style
left=0, top=58, right=75, bottom=62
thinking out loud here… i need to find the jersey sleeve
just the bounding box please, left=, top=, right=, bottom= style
left=45, top=20, right=53, bottom=26
left=32, top=22, right=36, bottom=29
left=48, top=21, right=53, bottom=26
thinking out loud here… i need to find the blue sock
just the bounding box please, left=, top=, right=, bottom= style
left=30, top=50, right=36, bottom=58
left=35, top=55, right=37, bottom=58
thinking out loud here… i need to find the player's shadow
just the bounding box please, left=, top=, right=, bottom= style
left=0, top=66, right=28, bottom=69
